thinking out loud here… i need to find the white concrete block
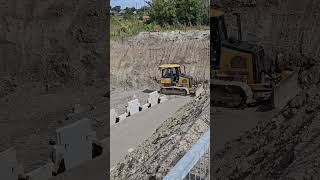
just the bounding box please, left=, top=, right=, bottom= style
left=126, top=99, right=140, bottom=115
left=56, top=118, right=93, bottom=170
left=159, top=95, right=168, bottom=103
left=141, top=103, right=150, bottom=111
left=117, top=113, right=128, bottom=122
left=0, top=148, right=18, bottom=180
left=148, top=91, right=159, bottom=107
left=110, top=109, right=117, bottom=126
left=26, top=162, right=54, bottom=180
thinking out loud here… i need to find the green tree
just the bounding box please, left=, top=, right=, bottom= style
left=147, top=0, right=177, bottom=25
left=111, top=5, right=121, bottom=12
left=147, top=0, right=209, bottom=26
left=123, top=7, right=136, bottom=20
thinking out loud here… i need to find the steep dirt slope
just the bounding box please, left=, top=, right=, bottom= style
left=110, top=30, right=210, bottom=91
left=220, top=0, right=320, bottom=65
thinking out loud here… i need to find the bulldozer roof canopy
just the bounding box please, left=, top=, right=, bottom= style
left=159, top=64, right=181, bottom=69
left=210, top=9, right=224, bottom=17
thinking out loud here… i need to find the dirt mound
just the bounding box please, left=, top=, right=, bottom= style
left=111, top=92, right=209, bottom=180
left=212, top=65, right=320, bottom=179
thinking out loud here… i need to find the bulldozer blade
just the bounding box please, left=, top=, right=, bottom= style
left=272, top=69, right=301, bottom=110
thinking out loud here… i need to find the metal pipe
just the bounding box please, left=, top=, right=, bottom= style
left=233, top=13, right=242, bottom=41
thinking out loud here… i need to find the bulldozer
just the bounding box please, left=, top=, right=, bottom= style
left=210, top=4, right=300, bottom=109
left=158, top=64, right=197, bottom=96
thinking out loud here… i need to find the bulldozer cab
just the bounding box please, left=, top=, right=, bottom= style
left=210, top=5, right=267, bottom=84
left=159, top=64, right=182, bottom=85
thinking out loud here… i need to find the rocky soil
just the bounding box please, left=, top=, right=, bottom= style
left=111, top=90, right=210, bottom=180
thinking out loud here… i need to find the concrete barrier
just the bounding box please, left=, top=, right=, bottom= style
left=159, top=95, right=168, bottom=103
left=148, top=91, right=159, bottom=107
left=55, top=118, right=95, bottom=170
left=141, top=103, right=150, bottom=111
left=126, top=99, right=140, bottom=116
left=110, top=109, right=117, bottom=126
left=26, top=162, right=54, bottom=180
left=0, top=148, right=18, bottom=180
left=117, top=113, right=128, bottom=122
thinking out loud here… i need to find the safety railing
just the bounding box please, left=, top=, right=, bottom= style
left=163, top=129, right=210, bottom=180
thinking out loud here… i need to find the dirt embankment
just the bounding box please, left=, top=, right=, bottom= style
left=110, top=30, right=210, bottom=92
left=111, top=91, right=210, bottom=180
left=221, top=0, right=320, bottom=65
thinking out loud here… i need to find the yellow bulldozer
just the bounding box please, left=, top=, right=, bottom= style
left=158, top=64, right=197, bottom=96
left=210, top=4, right=300, bottom=109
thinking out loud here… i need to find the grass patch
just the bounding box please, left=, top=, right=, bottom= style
left=110, top=16, right=209, bottom=40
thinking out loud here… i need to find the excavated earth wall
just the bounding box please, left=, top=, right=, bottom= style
left=110, top=30, right=210, bottom=91
left=221, top=0, right=320, bottom=65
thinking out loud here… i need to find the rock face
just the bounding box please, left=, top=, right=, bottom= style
left=110, top=30, right=210, bottom=91
left=0, top=0, right=107, bottom=90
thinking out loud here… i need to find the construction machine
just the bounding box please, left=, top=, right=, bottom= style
left=210, top=4, right=300, bottom=109
left=158, top=64, right=197, bottom=96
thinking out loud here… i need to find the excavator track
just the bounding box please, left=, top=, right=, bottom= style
left=211, top=85, right=246, bottom=108
left=160, top=87, right=188, bottom=96
left=211, top=80, right=250, bottom=108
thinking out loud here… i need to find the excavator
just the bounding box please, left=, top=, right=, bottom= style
left=210, top=4, right=300, bottom=109
left=158, top=64, right=197, bottom=96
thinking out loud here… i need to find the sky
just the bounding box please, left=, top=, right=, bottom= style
left=110, top=0, right=149, bottom=9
